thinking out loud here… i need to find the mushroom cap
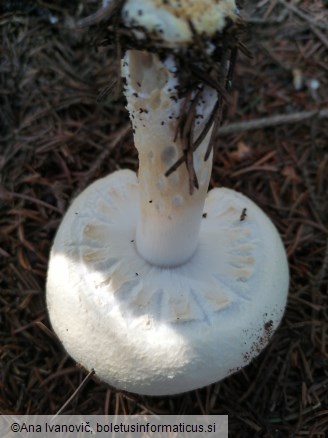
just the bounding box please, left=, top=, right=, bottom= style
left=47, top=169, right=289, bottom=395
left=122, top=0, right=238, bottom=45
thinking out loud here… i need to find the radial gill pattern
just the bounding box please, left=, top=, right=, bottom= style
left=74, top=175, right=257, bottom=325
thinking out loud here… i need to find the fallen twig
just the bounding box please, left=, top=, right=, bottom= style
left=217, top=108, right=328, bottom=136
left=73, top=0, right=125, bottom=28
left=53, top=368, right=95, bottom=417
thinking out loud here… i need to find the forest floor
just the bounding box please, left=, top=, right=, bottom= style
left=1, top=1, right=327, bottom=436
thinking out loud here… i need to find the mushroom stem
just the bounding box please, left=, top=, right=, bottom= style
left=123, top=50, right=217, bottom=267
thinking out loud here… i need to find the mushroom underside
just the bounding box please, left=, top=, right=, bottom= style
left=46, top=169, right=289, bottom=395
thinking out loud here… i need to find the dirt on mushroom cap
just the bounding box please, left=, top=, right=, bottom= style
left=123, top=0, right=237, bottom=42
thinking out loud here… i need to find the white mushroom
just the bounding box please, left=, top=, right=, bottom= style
left=47, top=0, right=289, bottom=396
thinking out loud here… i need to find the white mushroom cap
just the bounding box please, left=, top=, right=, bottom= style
left=47, top=169, right=289, bottom=395
left=122, top=0, right=238, bottom=45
